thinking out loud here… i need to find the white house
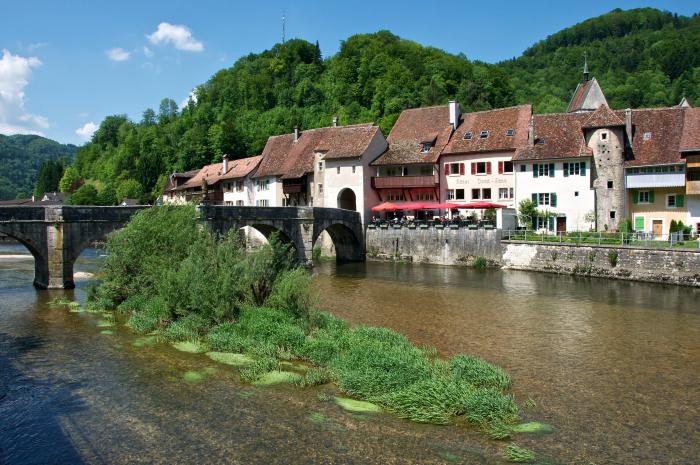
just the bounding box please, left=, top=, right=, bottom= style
left=220, top=155, right=262, bottom=206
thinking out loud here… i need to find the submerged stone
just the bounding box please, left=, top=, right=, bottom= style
left=172, top=341, right=207, bottom=353
left=99, top=330, right=115, bottom=335
left=206, top=352, right=255, bottom=366
left=511, top=421, right=556, bottom=434
left=96, top=320, right=113, bottom=327
left=252, top=371, right=303, bottom=386
left=183, top=371, right=204, bottom=383
left=334, top=397, right=382, bottom=413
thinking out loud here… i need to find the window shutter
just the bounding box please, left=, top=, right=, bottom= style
left=531, top=193, right=537, bottom=204
left=549, top=163, right=555, bottom=177
left=548, top=216, right=554, bottom=231
left=563, top=163, right=569, bottom=177
left=459, top=163, right=465, bottom=175
left=634, top=216, right=644, bottom=231
left=533, top=164, right=539, bottom=178
left=580, top=162, right=586, bottom=176
left=676, top=194, right=684, bottom=207
left=498, top=161, right=504, bottom=174
left=444, top=164, right=449, bottom=176
left=633, top=191, right=639, bottom=204
left=550, top=192, right=557, bottom=207
left=649, top=190, right=655, bottom=203
left=471, top=163, right=476, bottom=175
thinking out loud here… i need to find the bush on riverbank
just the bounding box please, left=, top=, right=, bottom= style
left=90, top=206, right=519, bottom=429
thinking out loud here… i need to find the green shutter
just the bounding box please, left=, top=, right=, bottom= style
left=563, top=163, right=569, bottom=177
left=550, top=192, right=557, bottom=207
left=634, top=216, right=644, bottom=231
left=549, top=163, right=555, bottom=177
left=633, top=191, right=639, bottom=204
left=580, top=162, right=586, bottom=176
left=533, top=164, right=538, bottom=178
left=649, top=190, right=655, bottom=203
left=676, top=194, right=684, bottom=207
left=548, top=216, right=554, bottom=231
left=531, top=193, right=537, bottom=204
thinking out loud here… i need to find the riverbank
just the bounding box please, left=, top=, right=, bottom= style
left=366, top=228, right=700, bottom=287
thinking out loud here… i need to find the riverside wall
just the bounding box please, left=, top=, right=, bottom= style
left=365, top=229, right=700, bottom=287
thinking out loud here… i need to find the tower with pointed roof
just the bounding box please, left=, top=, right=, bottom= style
left=567, top=59, right=608, bottom=113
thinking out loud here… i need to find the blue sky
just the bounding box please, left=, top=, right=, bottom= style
left=1, top=0, right=697, bottom=145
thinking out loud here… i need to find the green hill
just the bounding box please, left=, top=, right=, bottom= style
left=70, top=7, right=699, bottom=203
left=0, top=134, right=78, bottom=200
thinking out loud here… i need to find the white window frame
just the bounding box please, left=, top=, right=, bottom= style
left=449, top=163, right=460, bottom=175
left=538, top=192, right=551, bottom=206
left=447, top=189, right=455, bottom=200
left=666, top=194, right=679, bottom=208
left=638, top=191, right=650, bottom=204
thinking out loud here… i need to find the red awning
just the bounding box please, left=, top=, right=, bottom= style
left=453, top=202, right=507, bottom=209
left=371, top=201, right=400, bottom=212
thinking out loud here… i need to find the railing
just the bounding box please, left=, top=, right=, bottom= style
left=501, top=230, right=700, bottom=249
left=371, top=174, right=439, bottom=189
left=368, top=219, right=496, bottom=230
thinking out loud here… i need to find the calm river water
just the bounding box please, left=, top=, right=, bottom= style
left=0, top=244, right=698, bottom=464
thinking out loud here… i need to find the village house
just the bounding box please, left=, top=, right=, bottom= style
left=440, top=104, right=531, bottom=209
left=369, top=105, right=453, bottom=217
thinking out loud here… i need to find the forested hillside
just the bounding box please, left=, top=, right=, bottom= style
left=69, top=7, right=699, bottom=204
left=0, top=134, right=77, bottom=200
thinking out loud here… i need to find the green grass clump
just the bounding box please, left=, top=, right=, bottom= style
left=504, top=443, right=536, bottom=463
left=462, top=388, right=519, bottom=425
left=48, top=297, right=74, bottom=308
left=239, top=356, right=279, bottom=383
left=300, top=366, right=333, bottom=386
left=484, top=421, right=512, bottom=440
left=131, top=335, right=158, bottom=348
left=376, top=378, right=469, bottom=424
left=206, top=322, right=249, bottom=352
left=235, top=306, right=306, bottom=353
left=334, top=396, right=382, bottom=413
left=126, top=297, right=171, bottom=333
left=473, top=256, right=488, bottom=269
left=252, top=370, right=304, bottom=385
left=205, top=352, right=255, bottom=366
left=161, top=313, right=208, bottom=342
left=451, top=354, right=511, bottom=390
left=172, top=341, right=208, bottom=353
left=96, top=319, right=113, bottom=328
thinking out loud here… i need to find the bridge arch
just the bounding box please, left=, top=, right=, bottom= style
left=337, top=188, right=357, bottom=211
left=312, top=221, right=363, bottom=262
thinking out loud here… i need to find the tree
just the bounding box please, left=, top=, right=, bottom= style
left=142, top=108, right=156, bottom=125
left=159, top=98, right=179, bottom=122
left=97, top=184, right=117, bottom=205
left=69, top=184, right=98, bottom=205
left=517, top=199, right=539, bottom=229
left=116, top=179, right=144, bottom=202
left=34, top=159, right=64, bottom=198
left=59, top=166, right=82, bottom=193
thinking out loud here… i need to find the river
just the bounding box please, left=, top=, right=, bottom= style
left=0, top=244, right=698, bottom=464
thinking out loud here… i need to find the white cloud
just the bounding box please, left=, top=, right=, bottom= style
left=0, top=49, right=48, bottom=136
left=106, top=47, right=130, bottom=62
left=143, top=46, right=154, bottom=58
left=75, top=121, right=97, bottom=140
left=180, top=89, right=198, bottom=110
left=147, top=22, right=203, bottom=52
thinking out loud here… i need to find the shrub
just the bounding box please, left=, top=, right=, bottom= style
left=207, top=322, right=249, bottom=352
left=266, top=267, right=316, bottom=322
left=299, top=327, right=351, bottom=365
left=473, top=256, right=487, bottom=269
left=126, top=296, right=171, bottom=333
left=238, top=356, right=279, bottom=383
left=235, top=306, right=307, bottom=353
left=450, top=354, right=511, bottom=390
left=300, top=366, right=334, bottom=386
left=608, top=251, right=619, bottom=267
left=162, top=314, right=209, bottom=342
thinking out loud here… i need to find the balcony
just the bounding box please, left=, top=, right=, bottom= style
left=625, top=172, right=685, bottom=189
left=687, top=180, right=700, bottom=195
left=283, top=183, right=305, bottom=194
left=372, top=174, right=439, bottom=189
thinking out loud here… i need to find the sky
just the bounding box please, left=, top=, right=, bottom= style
left=1, top=0, right=698, bottom=145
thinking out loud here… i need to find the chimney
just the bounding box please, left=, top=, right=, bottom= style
left=332, top=116, right=338, bottom=127
left=624, top=108, right=632, bottom=147
left=222, top=154, right=229, bottom=174
left=528, top=116, right=534, bottom=145
left=448, top=101, right=461, bottom=130
left=294, top=126, right=299, bottom=142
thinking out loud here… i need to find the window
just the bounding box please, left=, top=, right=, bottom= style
left=536, top=163, right=551, bottom=177
left=503, top=161, right=514, bottom=173
left=475, top=162, right=487, bottom=175
left=509, top=188, right=514, bottom=199
left=537, top=193, right=550, bottom=206
left=235, top=180, right=244, bottom=192
left=667, top=194, right=684, bottom=208
left=479, top=130, right=489, bottom=139
left=463, top=132, right=473, bottom=140
left=416, top=192, right=434, bottom=201
left=337, top=166, right=341, bottom=174
left=482, top=188, right=491, bottom=200
left=575, top=191, right=579, bottom=197
left=447, top=189, right=455, bottom=200
left=643, top=132, right=652, bottom=141
left=535, top=137, right=545, bottom=145
left=386, top=193, right=405, bottom=201
left=520, top=164, right=526, bottom=172
left=256, top=179, right=269, bottom=191
left=505, top=129, right=514, bottom=137
left=421, top=142, right=432, bottom=153
left=455, top=189, right=465, bottom=200
left=236, top=200, right=244, bottom=206
left=601, top=131, right=608, bottom=141
left=449, top=163, right=461, bottom=175
left=318, top=162, right=323, bottom=171
left=318, top=183, right=323, bottom=194
left=352, top=166, right=356, bottom=174
left=256, top=199, right=269, bottom=207
left=607, top=180, right=613, bottom=189
left=471, top=189, right=481, bottom=200
left=609, top=211, right=616, bottom=219
left=419, top=165, right=433, bottom=175
left=635, top=190, right=652, bottom=204
left=498, top=188, right=510, bottom=200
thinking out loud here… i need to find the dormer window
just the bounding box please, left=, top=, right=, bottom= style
left=505, top=129, right=514, bottom=137
left=420, top=142, right=432, bottom=153
left=643, top=132, right=652, bottom=141
left=535, top=137, right=545, bottom=145
left=479, top=131, right=489, bottom=139
left=463, top=131, right=473, bottom=140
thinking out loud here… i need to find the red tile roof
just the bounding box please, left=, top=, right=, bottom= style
left=513, top=113, right=591, bottom=161
left=254, top=124, right=378, bottom=178
left=624, top=108, right=686, bottom=167
left=680, top=107, right=700, bottom=154
left=442, top=105, right=531, bottom=155
left=177, top=155, right=262, bottom=190
left=371, top=106, right=453, bottom=166
left=219, top=155, right=263, bottom=181
left=582, top=104, right=624, bottom=129
left=567, top=78, right=608, bottom=113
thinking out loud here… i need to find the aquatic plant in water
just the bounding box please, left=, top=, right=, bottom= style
left=172, top=341, right=208, bottom=353
left=511, top=422, right=555, bottom=434
left=504, top=443, right=536, bottom=463
left=205, top=352, right=255, bottom=366
left=183, top=371, right=204, bottom=383
left=252, top=371, right=303, bottom=386
left=334, top=396, right=382, bottom=413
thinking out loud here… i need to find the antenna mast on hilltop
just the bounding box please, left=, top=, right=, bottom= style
left=282, top=11, right=286, bottom=44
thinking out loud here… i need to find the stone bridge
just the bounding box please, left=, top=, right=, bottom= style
left=0, top=205, right=364, bottom=289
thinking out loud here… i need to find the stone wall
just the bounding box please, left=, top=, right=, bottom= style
left=502, top=241, right=700, bottom=287
left=366, top=228, right=503, bottom=265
